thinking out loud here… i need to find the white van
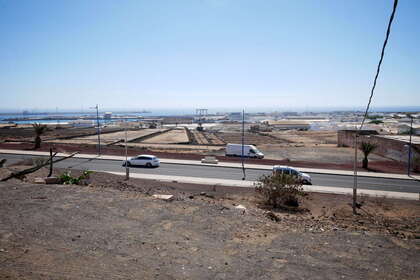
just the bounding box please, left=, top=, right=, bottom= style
left=225, top=143, right=264, bottom=159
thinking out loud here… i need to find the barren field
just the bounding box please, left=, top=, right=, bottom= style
left=0, top=126, right=123, bottom=142
left=216, top=132, right=286, bottom=145
left=0, top=168, right=419, bottom=279
left=203, top=132, right=225, bottom=145
left=125, top=142, right=223, bottom=153
left=191, top=130, right=209, bottom=144
left=142, top=128, right=189, bottom=144
left=48, top=129, right=166, bottom=145
left=190, top=130, right=225, bottom=145
left=259, top=145, right=389, bottom=164
left=268, top=130, right=338, bottom=145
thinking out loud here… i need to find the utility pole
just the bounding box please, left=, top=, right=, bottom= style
left=352, top=132, right=359, bottom=214
left=90, top=105, right=101, bottom=156
left=48, top=147, right=53, bottom=177
left=241, top=109, right=246, bottom=180
left=407, top=115, right=413, bottom=176
left=352, top=0, right=398, bottom=215
left=125, top=120, right=129, bottom=180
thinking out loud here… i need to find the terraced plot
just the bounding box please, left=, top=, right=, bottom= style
left=191, top=130, right=209, bottom=145
left=48, top=129, right=165, bottom=145
left=142, top=128, right=189, bottom=144
left=216, top=132, right=285, bottom=146
left=126, top=142, right=222, bottom=152
left=204, top=132, right=225, bottom=145
left=268, top=130, right=337, bottom=145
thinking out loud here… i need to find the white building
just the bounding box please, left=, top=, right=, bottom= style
left=397, top=124, right=420, bottom=135
left=262, top=120, right=310, bottom=130
left=104, top=112, right=112, bottom=119
left=70, top=119, right=95, bottom=127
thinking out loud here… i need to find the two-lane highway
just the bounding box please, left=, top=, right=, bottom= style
left=1, top=153, right=419, bottom=193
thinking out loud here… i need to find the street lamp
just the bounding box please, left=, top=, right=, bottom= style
left=407, top=116, right=413, bottom=176
left=90, top=105, right=101, bottom=156
left=241, top=109, right=246, bottom=180
left=352, top=131, right=359, bottom=214
left=124, top=120, right=129, bottom=180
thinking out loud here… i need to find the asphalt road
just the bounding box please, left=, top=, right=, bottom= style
left=2, top=153, right=420, bottom=193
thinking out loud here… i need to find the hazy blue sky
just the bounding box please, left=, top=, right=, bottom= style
left=0, top=0, right=419, bottom=111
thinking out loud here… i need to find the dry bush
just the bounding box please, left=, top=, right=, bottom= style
left=254, top=173, right=307, bottom=209
left=363, top=194, right=393, bottom=211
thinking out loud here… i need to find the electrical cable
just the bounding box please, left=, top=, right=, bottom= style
left=359, top=0, right=398, bottom=130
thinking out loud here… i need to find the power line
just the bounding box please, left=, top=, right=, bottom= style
left=353, top=0, right=399, bottom=215
left=359, top=0, right=399, bottom=130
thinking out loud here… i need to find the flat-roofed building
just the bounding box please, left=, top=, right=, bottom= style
left=398, top=124, right=420, bottom=135
left=262, top=120, right=310, bottom=131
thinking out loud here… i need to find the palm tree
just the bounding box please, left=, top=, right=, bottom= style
left=360, top=142, right=378, bottom=169
left=32, top=123, right=47, bottom=149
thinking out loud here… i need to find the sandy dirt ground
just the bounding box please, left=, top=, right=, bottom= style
left=191, top=130, right=210, bottom=145
left=48, top=129, right=166, bottom=145
left=268, top=130, right=337, bottom=145
left=143, top=128, right=189, bottom=144
left=125, top=143, right=223, bottom=152
left=0, top=126, right=123, bottom=142
left=259, top=144, right=388, bottom=164
left=203, top=132, right=225, bottom=145
left=0, top=167, right=419, bottom=279
left=216, top=132, right=286, bottom=145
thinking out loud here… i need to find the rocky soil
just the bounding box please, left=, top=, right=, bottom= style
left=0, top=167, right=419, bottom=279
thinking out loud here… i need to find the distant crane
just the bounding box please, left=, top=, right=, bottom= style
left=195, top=108, right=208, bottom=131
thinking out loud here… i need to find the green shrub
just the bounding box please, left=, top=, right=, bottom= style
left=59, top=170, right=93, bottom=185
left=254, top=173, right=307, bottom=209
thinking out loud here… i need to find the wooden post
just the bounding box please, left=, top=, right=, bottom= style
left=48, top=148, right=53, bottom=177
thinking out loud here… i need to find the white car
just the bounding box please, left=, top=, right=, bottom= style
left=123, top=155, right=160, bottom=167
left=272, top=165, right=312, bottom=185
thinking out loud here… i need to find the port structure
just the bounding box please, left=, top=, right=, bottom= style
left=195, top=108, right=208, bottom=131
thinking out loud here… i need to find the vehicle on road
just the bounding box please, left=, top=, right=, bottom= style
left=272, top=165, right=312, bottom=185
left=123, top=155, right=160, bottom=167
left=225, top=143, right=264, bottom=159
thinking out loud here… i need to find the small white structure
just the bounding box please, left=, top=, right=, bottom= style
left=397, top=124, right=420, bottom=135
left=152, top=194, right=174, bottom=201
left=70, top=119, right=95, bottom=127
left=228, top=112, right=243, bottom=121
left=262, top=120, right=310, bottom=131
left=104, top=112, right=112, bottom=119
left=201, top=156, right=219, bottom=164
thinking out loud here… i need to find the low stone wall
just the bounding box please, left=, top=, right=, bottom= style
left=337, top=130, right=378, bottom=147
left=338, top=130, right=420, bottom=170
